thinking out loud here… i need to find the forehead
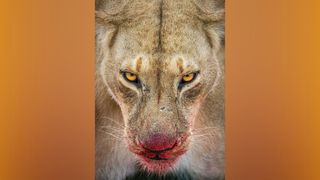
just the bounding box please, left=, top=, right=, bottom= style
left=116, top=22, right=207, bottom=57
left=115, top=1, right=204, bottom=48
left=116, top=23, right=209, bottom=74
left=113, top=0, right=211, bottom=73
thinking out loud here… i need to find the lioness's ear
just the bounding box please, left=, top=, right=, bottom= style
left=202, top=22, right=224, bottom=52
left=95, top=0, right=129, bottom=12
left=95, top=11, right=106, bottom=25
left=192, top=0, right=225, bottom=50
left=95, top=0, right=152, bottom=26
left=95, top=0, right=129, bottom=25
left=193, top=0, right=225, bottom=22
left=194, top=0, right=224, bottom=11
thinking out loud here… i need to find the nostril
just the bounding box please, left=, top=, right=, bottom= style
left=140, top=133, right=177, bottom=152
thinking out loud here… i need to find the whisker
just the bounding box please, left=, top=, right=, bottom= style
left=98, top=125, right=126, bottom=140
left=100, top=125, right=124, bottom=132
left=102, top=131, right=124, bottom=139
left=192, top=126, right=218, bottom=132
left=101, top=116, right=125, bottom=128
left=191, top=133, right=215, bottom=138
left=99, top=129, right=124, bottom=136
left=102, top=132, right=128, bottom=140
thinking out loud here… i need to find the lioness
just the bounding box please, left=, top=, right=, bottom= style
left=95, top=0, right=224, bottom=179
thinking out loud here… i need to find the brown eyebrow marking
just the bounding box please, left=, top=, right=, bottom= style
left=176, top=58, right=184, bottom=73
left=136, top=57, right=142, bottom=72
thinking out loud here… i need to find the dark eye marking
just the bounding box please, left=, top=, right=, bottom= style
left=118, top=82, right=137, bottom=103
left=183, top=83, right=202, bottom=99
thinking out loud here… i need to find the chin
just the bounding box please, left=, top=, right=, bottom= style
left=138, top=157, right=178, bottom=174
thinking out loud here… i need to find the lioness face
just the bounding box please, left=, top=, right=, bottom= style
left=99, top=1, right=222, bottom=173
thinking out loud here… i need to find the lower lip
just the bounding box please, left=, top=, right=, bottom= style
left=144, top=154, right=176, bottom=161
left=142, top=155, right=176, bottom=161
left=136, top=150, right=187, bottom=173
left=144, top=151, right=175, bottom=160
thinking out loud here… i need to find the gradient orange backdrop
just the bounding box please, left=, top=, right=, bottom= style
left=0, top=1, right=94, bottom=180
left=1, top=0, right=320, bottom=180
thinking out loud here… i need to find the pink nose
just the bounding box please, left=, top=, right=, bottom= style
left=141, top=133, right=177, bottom=151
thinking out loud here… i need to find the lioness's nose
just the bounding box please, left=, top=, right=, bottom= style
left=140, top=133, right=177, bottom=152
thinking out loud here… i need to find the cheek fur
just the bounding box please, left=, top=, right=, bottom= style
left=181, top=100, right=202, bottom=130
left=181, top=83, right=203, bottom=106
left=118, top=82, right=139, bottom=104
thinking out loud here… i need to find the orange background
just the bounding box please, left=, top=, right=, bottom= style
left=1, top=0, right=320, bottom=180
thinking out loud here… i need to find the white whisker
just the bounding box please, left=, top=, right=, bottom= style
left=101, top=116, right=125, bottom=128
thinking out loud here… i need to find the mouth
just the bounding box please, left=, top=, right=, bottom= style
left=128, top=134, right=189, bottom=173
left=136, top=147, right=187, bottom=173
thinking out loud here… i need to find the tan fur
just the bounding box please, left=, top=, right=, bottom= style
left=96, top=0, right=224, bottom=179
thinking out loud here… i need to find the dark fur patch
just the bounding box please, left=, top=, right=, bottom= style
left=183, top=83, right=203, bottom=101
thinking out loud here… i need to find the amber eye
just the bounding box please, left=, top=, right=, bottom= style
left=179, top=72, right=198, bottom=89
left=124, top=72, right=138, bottom=82
left=182, top=73, right=195, bottom=82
